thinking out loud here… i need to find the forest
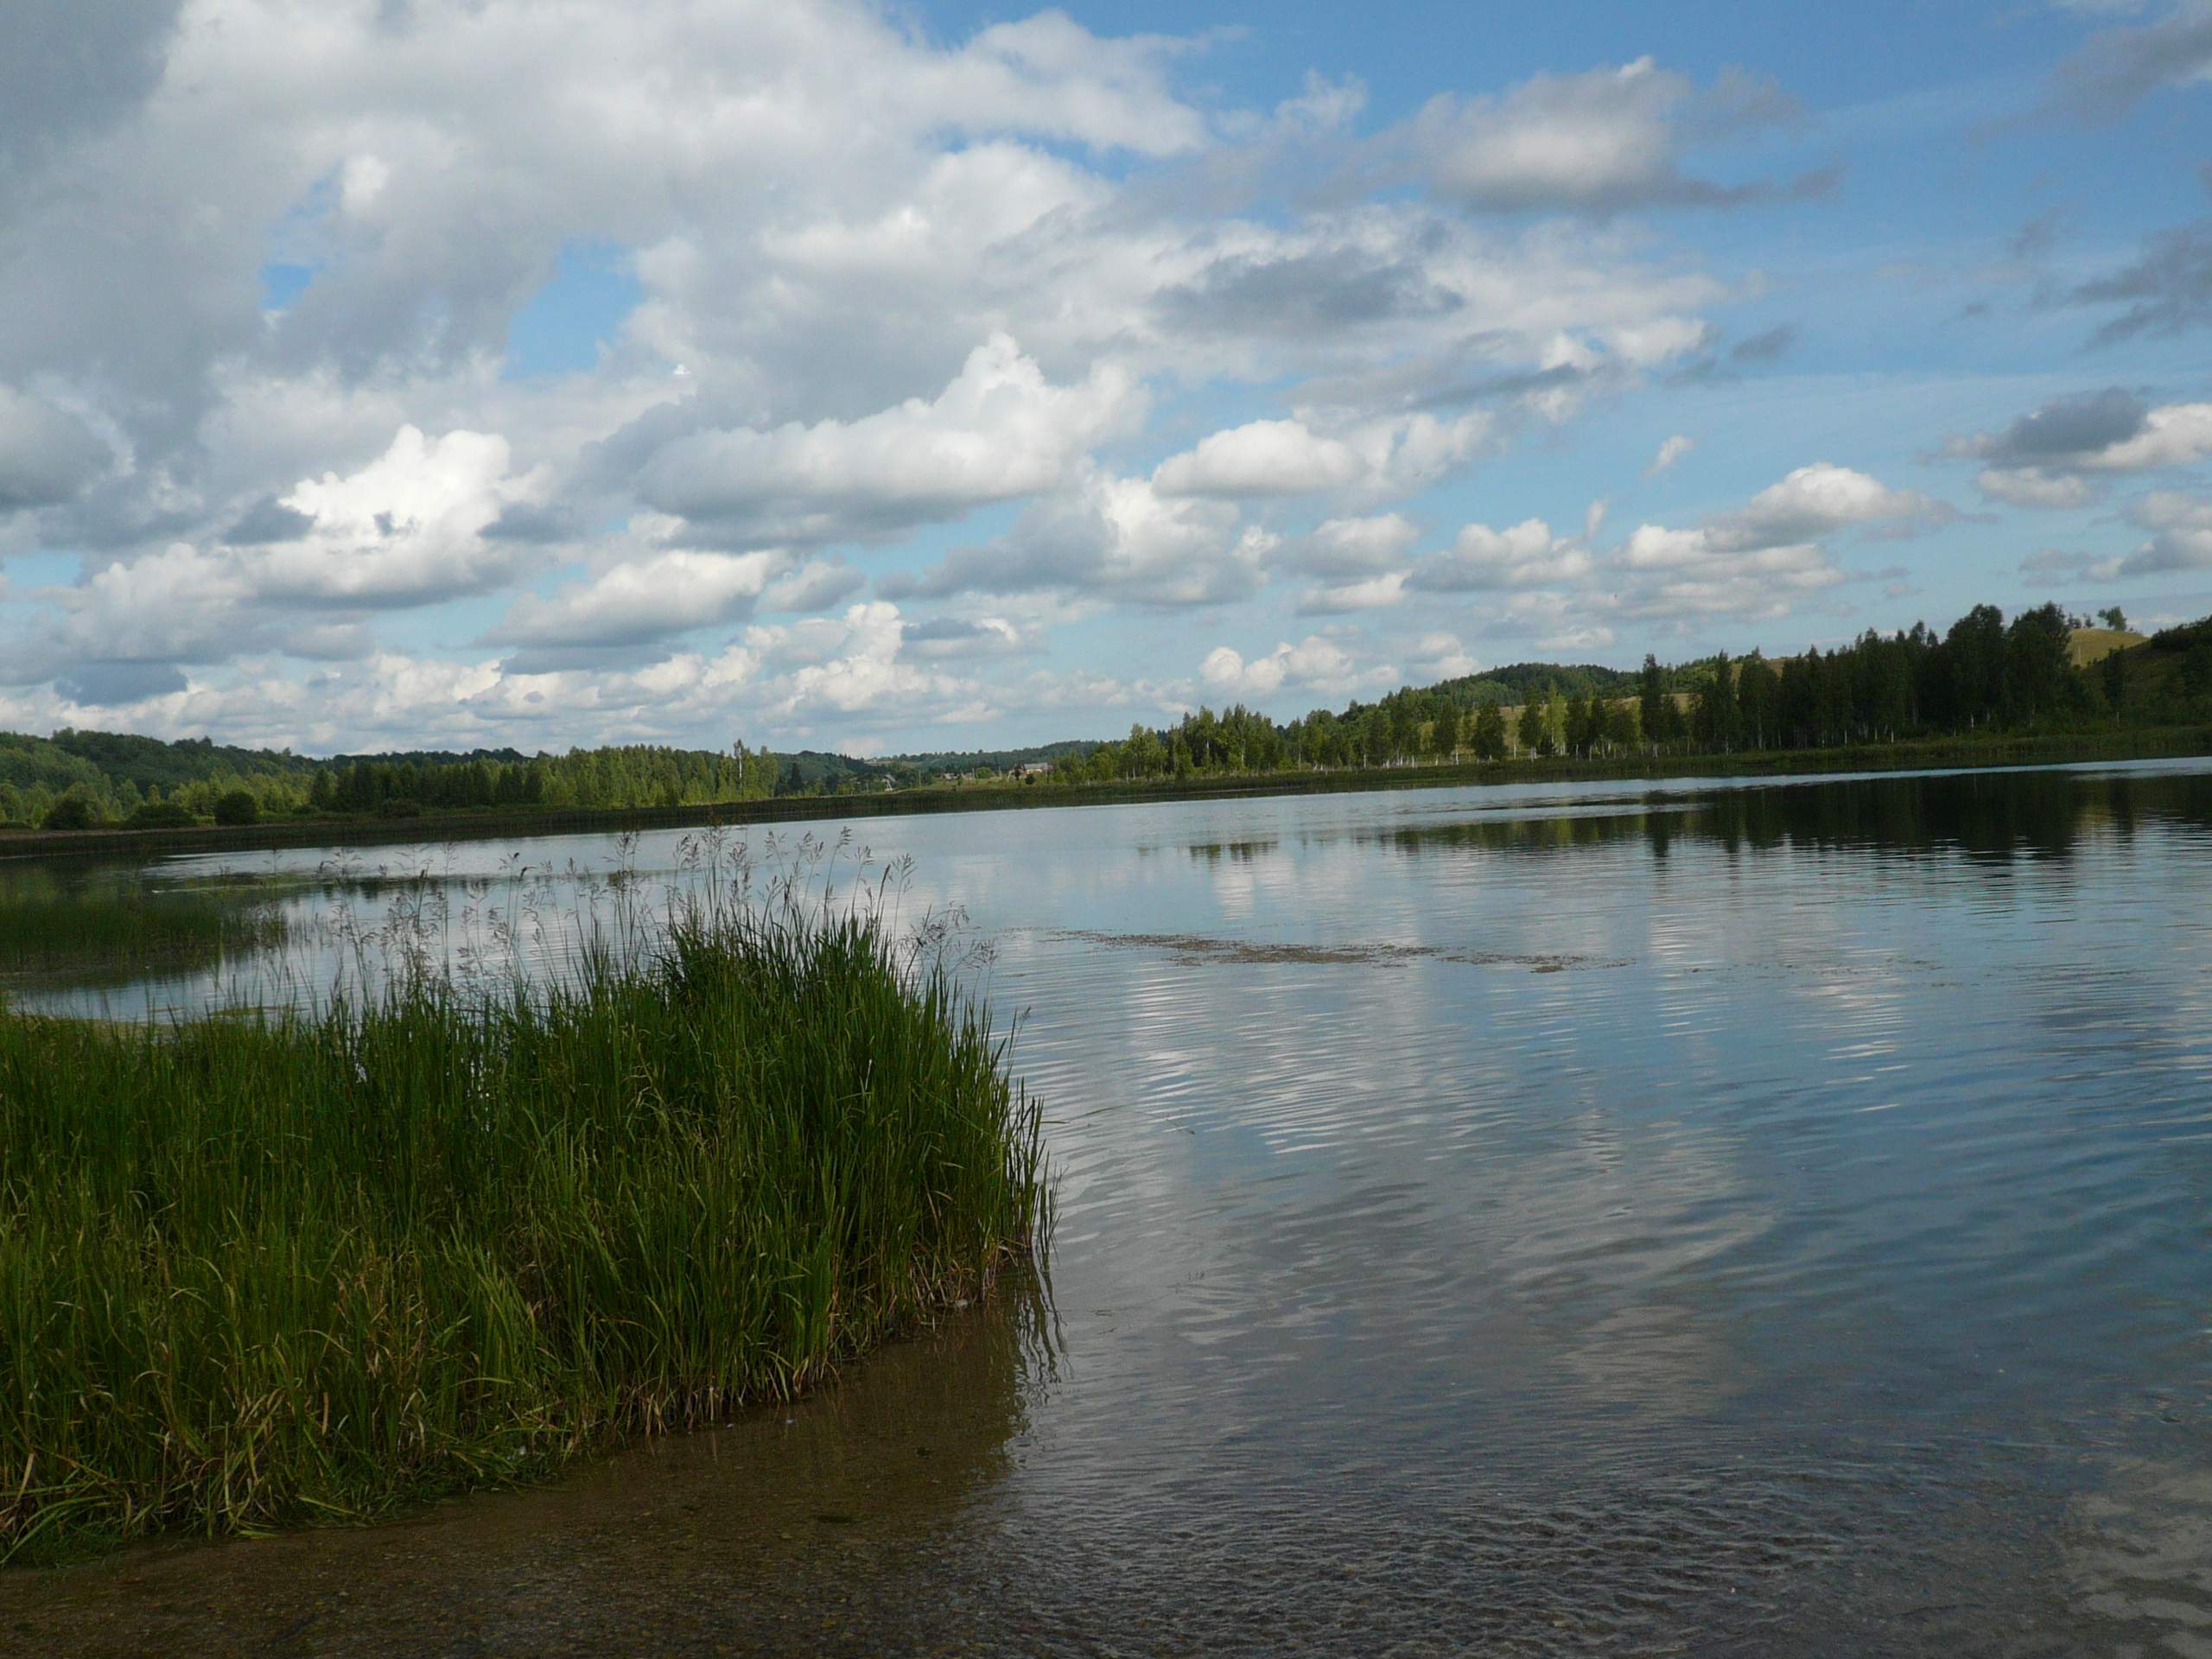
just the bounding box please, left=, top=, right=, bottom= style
left=1032, top=603, right=2208, bottom=787
left=3, top=601, right=2208, bottom=834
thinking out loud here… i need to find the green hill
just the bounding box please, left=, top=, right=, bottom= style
left=1429, top=661, right=1654, bottom=709
left=2101, top=618, right=2212, bottom=712
left=2067, top=627, right=2145, bottom=668
left=887, top=740, right=1099, bottom=778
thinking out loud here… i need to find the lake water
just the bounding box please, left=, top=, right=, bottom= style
left=6, top=760, right=2211, bottom=1656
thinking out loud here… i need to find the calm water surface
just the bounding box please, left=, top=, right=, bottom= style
left=5, top=760, right=2210, bottom=1656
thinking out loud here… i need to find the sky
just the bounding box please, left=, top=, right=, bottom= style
left=0, top=1, right=2209, bottom=758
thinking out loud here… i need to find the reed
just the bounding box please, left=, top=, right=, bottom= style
left=0, top=875, right=289, bottom=988
left=0, top=871, right=1045, bottom=1562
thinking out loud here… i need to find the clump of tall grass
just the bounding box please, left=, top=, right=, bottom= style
left=0, top=854, right=1045, bottom=1561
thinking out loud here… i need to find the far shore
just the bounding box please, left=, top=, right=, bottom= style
left=5, top=722, right=2209, bottom=862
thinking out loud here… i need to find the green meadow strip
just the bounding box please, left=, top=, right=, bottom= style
left=0, top=893, right=1044, bottom=1562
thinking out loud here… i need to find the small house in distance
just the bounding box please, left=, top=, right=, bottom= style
left=1012, top=761, right=1053, bottom=779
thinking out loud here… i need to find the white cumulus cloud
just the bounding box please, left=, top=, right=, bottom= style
left=1152, top=410, right=1491, bottom=499
left=1403, top=58, right=1807, bottom=213
left=1198, top=634, right=1395, bottom=700
left=1647, top=433, right=1695, bottom=475
left=635, top=334, right=1139, bottom=542
left=1410, top=518, right=1594, bottom=591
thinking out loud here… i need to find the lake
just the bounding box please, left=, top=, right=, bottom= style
left=5, top=759, right=2210, bottom=1656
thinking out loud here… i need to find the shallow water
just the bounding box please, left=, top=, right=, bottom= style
left=5, top=760, right=2211, bottom=1655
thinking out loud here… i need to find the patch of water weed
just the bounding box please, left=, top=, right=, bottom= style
left=1052, top=928, right=1629, bottom=972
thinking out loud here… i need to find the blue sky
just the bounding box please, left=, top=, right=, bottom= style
left=0, top=0, right=2207, bottom=754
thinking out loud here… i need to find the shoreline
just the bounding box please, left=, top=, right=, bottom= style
left=4, top=722, right=2209, bottom=861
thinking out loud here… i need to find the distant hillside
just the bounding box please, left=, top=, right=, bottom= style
left=2102, top=618, right=2212, bottom=708
left=886, top=739, right=1099, bottom=776
left=0, top=734, right=105, bottom=798
left=1429, top=661, right=1657, bottom=710
left=779, top=749, right=899, bottom=791
left=2067, top=627, right=2145, bottom=668
left=2146, top=615, right=2212, bottom=655
left=321, top=746, right=535, bottom=770
left=35, top=729, right=316, bottom=790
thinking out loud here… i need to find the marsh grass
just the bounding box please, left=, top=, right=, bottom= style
left=0, top=837, right=1046, bottom=1562
left=0, top=870, right=289, bottom=991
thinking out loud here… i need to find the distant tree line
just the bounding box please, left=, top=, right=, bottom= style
left=1, top=740, right=783, bottom=832
left=1040, top=601, right=2211, bottom=786
left=4, top=601, right=2209, bottom=832
left=306, top=743, right=780, bottom=817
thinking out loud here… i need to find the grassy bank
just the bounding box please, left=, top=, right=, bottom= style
left=0, top=888, right=1045, bottom=1562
